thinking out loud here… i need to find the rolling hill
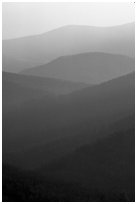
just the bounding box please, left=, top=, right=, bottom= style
left=42, top=115, right=135, bottom=200
left=3, top=23, right=134, bottom=72
left=3, top=72, right=134, bottom=169
left=3, top=72, right=87, bottom=95
left=21, top=52, right=134, bottom=84
left=3, top=71, right=87, bottom=109
left=2, top=72, right=135, bottom=201
left=2, top=54, right=39, bottom=73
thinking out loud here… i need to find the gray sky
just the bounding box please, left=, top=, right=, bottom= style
left=2, top=2, right=135, bottom=40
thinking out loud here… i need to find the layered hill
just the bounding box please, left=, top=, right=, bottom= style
left=3, top=72, right=134, bottom=169
left=3, top=23, right=134, bottom=72
left=42, top=115, right=134, bottom=200
left=2, top=54, right=38, bottom=73
left=21, top=52, right=134, bottom=84
left=3, top=71, right=87, bottom=109
left=3, top=72, right=87, bottom=95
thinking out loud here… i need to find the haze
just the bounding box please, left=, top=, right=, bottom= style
left=2, top=2, right=135, bottom=202
left=2, top=2, right=135, bottom=40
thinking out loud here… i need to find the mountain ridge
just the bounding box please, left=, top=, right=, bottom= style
left=21, top=52, right=134, bottom=84
left=3, top=22, right=134, bottom=41
left=3, top=72, right=134, bottom=169
left=3, top=23, right=134, bottom=72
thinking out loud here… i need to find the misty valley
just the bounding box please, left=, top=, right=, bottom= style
left=2, top=23, right=135, bottom=202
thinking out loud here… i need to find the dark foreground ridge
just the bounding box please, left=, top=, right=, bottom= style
left=2, top=72, right=135, bottom=201
left=2, top=163, right=134, bottom=202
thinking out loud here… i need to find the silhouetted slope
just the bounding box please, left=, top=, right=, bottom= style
left=3, top=72, right=87, bottom=99
left=3, top=164, right=89, bottom=202
left=21, top=52, right=134, bottom=84
left=2, top=54, right=37, bottom=73
left=3, top=23, right=134, bottom=72
left=2, top=115, right=135, bottom=201
left=3, top=71, right=87, bottom=112
left=3, top=163, right=132, bottom=202
left=42, top=116, right=134, bottom=201
left=3, top=80, right=43, bottom=108
left=3, top=73, right=134, bottom=169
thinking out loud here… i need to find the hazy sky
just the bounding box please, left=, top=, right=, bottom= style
left=2, top=2, right=135, bottom=39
